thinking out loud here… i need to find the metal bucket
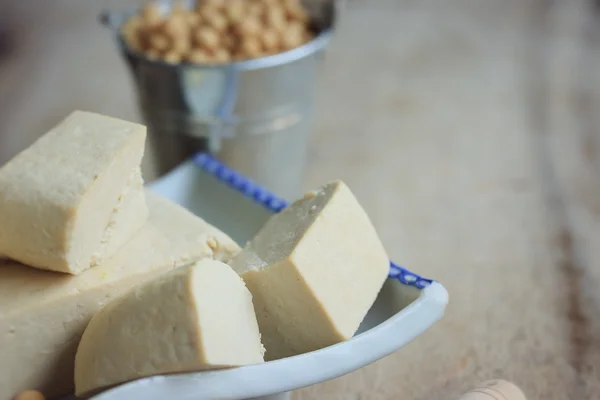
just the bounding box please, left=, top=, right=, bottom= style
left=101, top=0, right=337, bottom=200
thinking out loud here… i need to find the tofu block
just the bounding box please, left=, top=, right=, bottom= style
left=229, top=180, right=389, bottom=360
left=0, top=192, right=240, bottom=400
left=75, top=259, right=265, bottom=396
left=0, top=110, right=148, bottom=274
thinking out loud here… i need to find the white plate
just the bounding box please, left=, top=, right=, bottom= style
left=86, top=154, right=448, bottom=400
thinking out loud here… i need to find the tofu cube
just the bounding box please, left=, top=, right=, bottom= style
left=74, top=259, right=264, bottom=396
left=229, top=180, right=389, bottom=360
left=0, top=111, right=148, bottom=274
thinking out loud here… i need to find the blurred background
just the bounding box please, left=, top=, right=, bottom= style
left=1, top=0, right=600, bottom=399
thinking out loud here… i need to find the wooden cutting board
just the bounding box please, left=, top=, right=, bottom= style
left=0, top=0, right=599, bottom=399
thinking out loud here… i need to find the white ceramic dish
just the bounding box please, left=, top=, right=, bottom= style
left=85, top=154, right=448, bottom=400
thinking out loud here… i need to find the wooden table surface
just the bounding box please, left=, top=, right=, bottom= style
left=1, top=0, right=600, bottom=399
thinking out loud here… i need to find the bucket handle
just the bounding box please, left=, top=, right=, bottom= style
left=98, top=10, right=123, bottom=32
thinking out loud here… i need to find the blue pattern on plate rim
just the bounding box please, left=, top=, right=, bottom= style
left=193, top=152, right=432, bottom=289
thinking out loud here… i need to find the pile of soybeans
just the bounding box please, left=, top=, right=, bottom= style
left=120, top=0, right=315, bottom=64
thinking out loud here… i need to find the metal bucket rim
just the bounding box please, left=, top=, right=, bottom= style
left=121, top=28, right=332, bottom=71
